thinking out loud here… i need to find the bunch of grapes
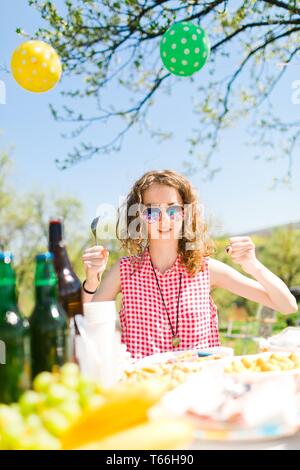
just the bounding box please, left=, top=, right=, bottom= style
left=0, top=364, right=105, bottom=450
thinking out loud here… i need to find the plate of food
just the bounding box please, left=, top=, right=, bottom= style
left=224, top=351, right=300, bottom=381
left=122, top=347, right=233, bottom=392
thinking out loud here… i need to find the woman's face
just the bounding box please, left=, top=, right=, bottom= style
left=141, top=184, right=184, bottom=241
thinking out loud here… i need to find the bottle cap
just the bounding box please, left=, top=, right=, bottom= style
left=0, top=252, right=13, bottom=262
left=36, top=252, right=54, bottom=262
left=49, top=218, right=64, bottom=243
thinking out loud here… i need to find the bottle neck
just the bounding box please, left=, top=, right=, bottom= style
left=0, top=258, right=17, bottom=312
left=0, top=284, right=17, bottom=312
left=49, top=241, right=73, bottom=272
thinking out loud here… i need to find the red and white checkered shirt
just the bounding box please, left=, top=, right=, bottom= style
left=119, top=249, right=220, bottom=359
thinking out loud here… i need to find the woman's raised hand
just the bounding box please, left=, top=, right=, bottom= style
left=82, top=245, right=109, bottom=287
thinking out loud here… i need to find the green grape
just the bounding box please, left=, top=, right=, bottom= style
left=1, top=422, right=25, bottom=450
left=34, top=430, right=61, bottom=450
left=19, top=390, right=45, bottom=416
left=10, top=403, right=21, bottom=413
left=41, top=409, right=70, bottom=437
left=22, top=429, right=61, bottom=450
left=60, top=363, right=80, bottom=377
left=20, top=415, right=61, bottom=450
left=15, top=433, right=37, bottom=450
left=33, top=371, right=57, bottom=393
left=0, top=404, right=23, bottom=430
left=26, top=413, right=43, bottom=431
left=57, top=401, right=81, bottom=422
left=78, top=376, right=97, bottom=397
left=60, top=374, right=80, bottom=391
left=46, top=383, right=71, bottom=406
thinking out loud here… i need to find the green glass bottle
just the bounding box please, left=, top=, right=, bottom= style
left=29, top=252, right=69, bottom=379
left=0, top=252, right=31, bottom=403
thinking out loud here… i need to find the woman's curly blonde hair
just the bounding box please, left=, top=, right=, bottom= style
left=116, top=169, right=215, bottom=276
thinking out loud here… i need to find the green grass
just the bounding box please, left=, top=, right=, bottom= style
left=220, top=333, right=261, bottom=355
left=219, top=314, right=300, bottom=356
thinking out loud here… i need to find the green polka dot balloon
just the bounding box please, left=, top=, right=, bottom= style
left=160, top=22, right=210, bottom=77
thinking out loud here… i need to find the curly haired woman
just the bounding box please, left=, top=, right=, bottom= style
left=82, top=170, right=297, bottom=359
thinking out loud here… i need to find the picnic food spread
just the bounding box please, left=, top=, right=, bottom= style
left=225, top=352, right=300, bottom=373
left=0, top=363, right=193, bottom=450
left=1, top=222, right=300, bottom=450
left=123, top=351, right=225, bottom=391
left=3, top=345, right=300, bottom=449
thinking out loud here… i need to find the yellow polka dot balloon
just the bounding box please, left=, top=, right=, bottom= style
left=11, top=40, right=62, bottom=93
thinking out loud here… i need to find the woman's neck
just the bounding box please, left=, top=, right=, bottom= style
left=148, top=240, right=179, bottom=274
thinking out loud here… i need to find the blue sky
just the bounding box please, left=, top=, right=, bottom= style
left=1, top=0, right=300, bottom=238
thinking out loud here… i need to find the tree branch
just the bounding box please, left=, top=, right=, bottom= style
left=263, top=0, right=300, bottom=15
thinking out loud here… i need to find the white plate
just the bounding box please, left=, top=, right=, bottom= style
left=133, top=347, right=233, bottom=369
left=192, top=423, right=299, bottom=444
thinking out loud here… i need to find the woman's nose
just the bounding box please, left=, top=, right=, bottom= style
left=160, top=209, right=171, bottom=227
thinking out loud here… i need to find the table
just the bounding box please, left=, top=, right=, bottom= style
left=190, top=431, right=300, bottom=450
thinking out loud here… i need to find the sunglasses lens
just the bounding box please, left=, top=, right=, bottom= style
left=167, top=205, right=183, bottom=220
left=142, top=208, right=160, bottom=223
left=142, top=206, right=183, bottom=223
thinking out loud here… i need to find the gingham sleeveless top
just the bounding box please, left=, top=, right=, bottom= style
left=119, top=249, right=220, bottom=359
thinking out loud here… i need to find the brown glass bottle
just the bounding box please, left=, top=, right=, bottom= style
left=48, top=219, right=83, bottom=320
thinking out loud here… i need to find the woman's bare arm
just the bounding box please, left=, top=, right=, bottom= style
left=91, top=260, right=121, bottom=302
left=81, top=245, right=121, bottom=303
left=209, top=257, right=297, bottom=314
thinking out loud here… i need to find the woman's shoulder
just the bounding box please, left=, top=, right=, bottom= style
left=206, top=257, right=230, bottom=289
left=206, top=256, right=222, bottom=275
left=199, top=255, right=212, bottom=271
left=206, top=257, right=226, bottom=271
left=119, top=254, right=139, bottom=264
left=119, top=255, right=131, bottom=270
left=120, top=251, right=150, bottom=278
left=120, top=250, right=148, bottom=264
left=119, top=252, right=143, bottom=273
